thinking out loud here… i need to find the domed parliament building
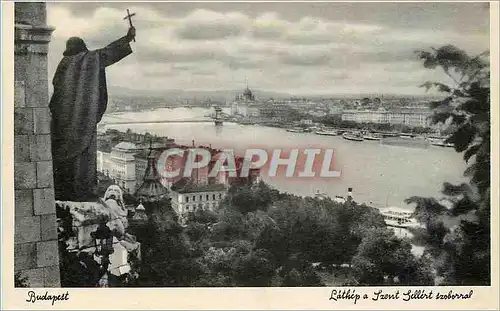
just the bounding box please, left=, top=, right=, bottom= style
left=230, top=86, right=260, bottom=117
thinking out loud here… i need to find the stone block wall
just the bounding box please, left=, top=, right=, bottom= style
left=14, top=2, right=60, bottom=287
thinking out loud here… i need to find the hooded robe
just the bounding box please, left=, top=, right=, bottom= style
left=50, top=36, right=132, bottom=202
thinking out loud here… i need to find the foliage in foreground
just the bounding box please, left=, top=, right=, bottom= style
left=135, top=182, right=432, bottom=286
left=407, top=45, right=490, bottom=285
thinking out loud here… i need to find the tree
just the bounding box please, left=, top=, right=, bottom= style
left=407, top=45, right=490, bottom=285
left=278, top=253, right=324, bottom=286
left=351, top=228, right=434, bottom=286
left=193, top=240, right=275, bottom=287
left=185, top=222, right=209, bottom=243
left=255, top=224, right=286, bottom=263
left=227, top=182, right=273, bottom=214
left=233, top=249, right=276, bottom=286
left=136, top=205, right=204, bottom=286
left=265, top=197, right=385, bottom=268
left=187, top=208, right=218, bottom=224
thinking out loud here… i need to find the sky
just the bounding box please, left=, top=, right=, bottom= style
left=46, top=2, right=490, bottom=96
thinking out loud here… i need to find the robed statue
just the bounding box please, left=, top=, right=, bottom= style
left=50, top=26, right=136, bottom=202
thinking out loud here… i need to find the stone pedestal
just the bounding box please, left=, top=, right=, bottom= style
left=14, top=2, right=60, bottom=287
left=56, top=200, right=140, bottom=285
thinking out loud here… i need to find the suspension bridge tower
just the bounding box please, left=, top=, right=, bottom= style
left=214, top=106, right=223, bottom=126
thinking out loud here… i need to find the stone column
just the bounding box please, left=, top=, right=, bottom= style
left=14, top=2, right=60, bottom=287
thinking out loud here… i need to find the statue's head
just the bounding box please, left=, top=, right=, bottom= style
left=63, top=37, right=88, bottom=56
left=104, top=185, right=124, bottom=205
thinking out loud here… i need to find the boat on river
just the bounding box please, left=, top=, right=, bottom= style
left=428, top=137, right=454, bottom=148
left=315, top=129, right=338, bottom=136
left=381, top=136, right=430, bottom=148
left=342, top=132, right=364, bottom=141
left=378, top=206, right=420, bottom=229
left=399, top=134, right=414, bottom=139
left=363, top=132, right=382, bottom=141
left=239, top=120, right=256, bottom=125
left=287, top=127, right=307, bottom=133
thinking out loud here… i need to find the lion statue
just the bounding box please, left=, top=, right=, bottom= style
left=103, top=185, right=129, bottom=238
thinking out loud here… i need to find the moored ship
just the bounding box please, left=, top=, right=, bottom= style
left=427, top=137, right=454, bottom=148
left=362, top=132, right=382, bottom=141
left=286, top=127, right=306, bottom=133
left=399, top=134, right=414, bottom=139
left=239, top=120, right=256, bottom=125
left=378, top=206, right=420, bottom=229
left=381, top=136, right=430, bottom=148
left=342, top=132, right=364, bottom=141
left=315, top=129, right=338, bottom=136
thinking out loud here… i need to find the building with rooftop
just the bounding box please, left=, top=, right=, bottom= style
left=97, top=131, right=262, bottom=196
left=259, top=101, right=296, bottom=122
left=169, top=180, right=227, bottom=224
left=97, top=139, right=174, bottom=192
left=97, top=141, right=138, bottom=192
left=341, top=108, right=433, bottom=128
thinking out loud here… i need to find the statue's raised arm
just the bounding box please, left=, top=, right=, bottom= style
left=98, top=27, right=135, bottom=68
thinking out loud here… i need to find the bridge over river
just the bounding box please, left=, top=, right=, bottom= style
left=98, top=116, right=224, bottom=130
left=102, top=119, right=215, bottom=125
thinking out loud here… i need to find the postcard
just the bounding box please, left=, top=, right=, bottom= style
left=1, top=1, right=499, bottom=310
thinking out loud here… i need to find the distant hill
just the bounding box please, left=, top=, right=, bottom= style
left=108, top=86, right=443, bottom=103
left=108, top=86, right=292, bottom=102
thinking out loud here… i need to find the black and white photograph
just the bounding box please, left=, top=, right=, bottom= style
left=5, top=0, right=497, bottom=307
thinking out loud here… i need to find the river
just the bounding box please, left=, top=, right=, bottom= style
left=101, top=107, right=467, bottom=211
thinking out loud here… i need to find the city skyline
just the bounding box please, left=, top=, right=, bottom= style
left=46, top=2, right=490, bottom=95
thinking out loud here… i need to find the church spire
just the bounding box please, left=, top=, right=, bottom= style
left=143, top=140, right=160, bottom=181
left=134, top=139, right=168, bottom=203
